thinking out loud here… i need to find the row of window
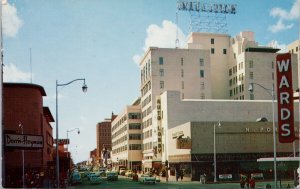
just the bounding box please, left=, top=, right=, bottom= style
left=229, top=73, right=244, bottom=86
left=112, top=135, right=127, bottom=147
left=141, top=81, right=151, bottom=97
left=112, top=125, right=127, bottom=139
left=142, top=117, right=152, bottom=129
left=142, top=106, right=152, bottom=118
left=143, top=129, right=152, bottom=140
left=159, top=57, right=206, bottom=67
left=112, top=115, right=127, bottom=132
left=143, top=142, right=153, bottom=151
left=141, top=59, right=151, bottom=84
left=290, top=46, right=299, bottom=54
left=129, top=134, right=141, bottom=140
left=129, top=123, right=141, bottom=130
left=229, top=84, right=245, bottom=97
left=112, top=145, right=127, bottom=154
left=142, top=94, right=151, bottom=108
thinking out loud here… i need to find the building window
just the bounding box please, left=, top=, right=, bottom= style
left=160, top=81, right=164, bottom=89
left=223, top=49, right=227, bottom=54
left=159, top=69, right=164, bottom=77
left=249, top=72, right=254, bottom=79
left=200, top=93, right=205, bottom=99
left=181, top=58, right=184, bottom=66
left=250, top=93, right=254, bottom=100
left=211, top=38, right=214, bottom=44
left=200, top=82, right=205, bottom=90
left=159, top=57, right=164, bottom=65
left=249, top=60, right=254, bottom=68
left=229, top=69, right=232, bottom=76
left=229, top=90, right=232, bottom=97
left=181, top=69, right=184, bottom=77
left=181, top=81, right=184, bottom=89
left=234, top=53, right=236, bottom=59
left=296, top=47, right=299, bottom=52
left=229, top=79, right=232, bottom=86
left=272, top=72, right=274, bottom=80
left=199, top=58, right=204, bottom=66
left=200, top=70, right=204, bottom=78
left=211, top=48, right=215, bottom=54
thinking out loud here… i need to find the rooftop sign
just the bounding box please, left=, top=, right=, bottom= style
left=177, top=1, right=237, bottom=14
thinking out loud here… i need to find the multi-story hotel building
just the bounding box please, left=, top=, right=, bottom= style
left=111, top=99, right=142, bottom=171
left=139, top=31, right=299, bottom=172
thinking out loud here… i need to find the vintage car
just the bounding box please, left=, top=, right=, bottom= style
left=89, top=174, right=102, bottom=184
left=70, top=171, right=82, bottom=185
left=125, top=170, right=133, bottom=177
left=138, top=174, right=156, bottom=184
left=107, top=171, right=118, bottom=181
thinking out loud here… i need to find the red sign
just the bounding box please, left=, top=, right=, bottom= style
left=276, top=53, right=295, bottom=143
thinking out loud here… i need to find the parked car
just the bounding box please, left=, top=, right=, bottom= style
left=119, top=168, right=126, bottom=175
left=89, top=174, right=102, bottom=184
left=70, top=171, right=82, bottom=185
left=125, top=170, right=133, bottom=177
left=107, top=171, right=118, bottom=181
left=138, top=174, right=156, bottom=184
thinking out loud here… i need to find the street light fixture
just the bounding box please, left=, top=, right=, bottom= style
left=213, top=121, right=221, bottom=183
left=248, top=82, right=277, bottom=189
left=56, top=78, right=87, bottom=188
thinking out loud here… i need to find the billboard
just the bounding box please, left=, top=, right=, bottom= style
left=5, top=134, right=43, bottom=149
left=276, top=53, right=295, bottom=143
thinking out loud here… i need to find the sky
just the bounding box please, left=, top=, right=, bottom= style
left=2, top=0, right=300, bottom=163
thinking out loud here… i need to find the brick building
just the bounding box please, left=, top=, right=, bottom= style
left=96, top=113, right=117, bottom=166
left=3, top=83, right=54, bottom=188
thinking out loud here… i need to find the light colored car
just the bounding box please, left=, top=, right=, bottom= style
left=89, top=174, right=102, bottom=184
left=138, top=174, right=156, bottom=184
left=119, top=168, right=126, bottom=175
left=71, top=171, right=82, bottom=185
left=125, top=170, right=133, bottom=177
left=107, top=171, right=118, bottom=181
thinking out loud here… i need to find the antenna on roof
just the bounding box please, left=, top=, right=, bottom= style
left=30, top=48, right=32, bottom=83
left=175, top=11, right=179, bottom=48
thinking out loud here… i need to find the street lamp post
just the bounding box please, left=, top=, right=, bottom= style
left=249, top=82, right=277, bottom=189
left=56, top=79, right=87, bottom=188
left=18, top=122, right=25, bottom=188
left=213, top=121, right=221, bottom=183
left=66, top=128, right=80, bottom=155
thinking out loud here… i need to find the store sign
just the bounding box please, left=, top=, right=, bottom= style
left=5, top=134, right=43, bottom=149
left=54, top=139, right=69, bottom=145
left=276, top=53, right=295, bottom=143
left=176, top=137, right=192, bottom=149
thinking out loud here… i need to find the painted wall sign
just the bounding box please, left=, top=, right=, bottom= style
left=276, top=53, right=295, bottom=143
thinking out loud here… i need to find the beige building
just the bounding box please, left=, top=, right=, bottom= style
left=138, top=31, right=299, bottom=172
left=111, top=99, right=143, bottom=171
left=161, top=91, right=299, bottom=181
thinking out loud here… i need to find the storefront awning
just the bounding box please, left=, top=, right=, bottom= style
left=257, top=157, right=300, bottom=171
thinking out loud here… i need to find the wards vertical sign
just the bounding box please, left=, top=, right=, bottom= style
left=276, top=53, right=295, bottom=143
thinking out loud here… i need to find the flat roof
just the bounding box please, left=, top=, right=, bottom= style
left=4, top=82, right=47, bottom=96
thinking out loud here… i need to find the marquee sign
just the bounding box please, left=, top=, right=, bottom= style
left=5, top=134, right=43, bottom=149
left=276, top=53, right=295, bottom=143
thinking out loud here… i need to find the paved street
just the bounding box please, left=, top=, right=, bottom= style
left=69, top=175, right=295, bottom=189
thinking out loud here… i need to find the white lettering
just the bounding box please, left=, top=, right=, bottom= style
left=281, top=108, right=291, bottom=120
left=245, top=128, right=250, bottom=132
left=281, top=124, right=291, bottom=136
left=277, top=59, right=290, bottom=72
left=279, top=75, right=290, bottom=88
left=280, top=92, right=290, bottom=104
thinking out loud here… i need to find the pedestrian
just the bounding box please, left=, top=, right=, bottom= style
left=176, top=170, right=180, bottom=182
left=240, top=175, right=246, bottom=188
left=180, top=170, right=184, bottom=181
left=249, top=177, right=255, bottom=188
